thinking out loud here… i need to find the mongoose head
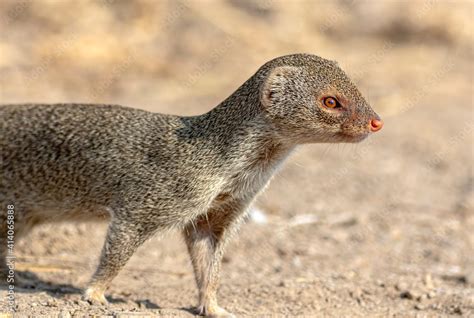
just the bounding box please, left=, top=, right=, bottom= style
left=259, top=54, right=382, bottom=144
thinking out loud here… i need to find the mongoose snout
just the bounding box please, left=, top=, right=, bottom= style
left=0, top=53, right=382, bottom=317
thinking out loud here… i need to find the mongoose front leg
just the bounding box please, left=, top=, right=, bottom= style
left=183, top=201, right=245, bottom=318
left=84, top=218, right=148, bottom=305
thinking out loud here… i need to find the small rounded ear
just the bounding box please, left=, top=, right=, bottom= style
left=261, top=66, right=300, bottom=108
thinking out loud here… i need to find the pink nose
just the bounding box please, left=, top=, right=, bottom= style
left=370, top=119, right=383, bottom=132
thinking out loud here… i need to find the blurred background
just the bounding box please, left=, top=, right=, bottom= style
left=0, top=0, right=473, bottom=316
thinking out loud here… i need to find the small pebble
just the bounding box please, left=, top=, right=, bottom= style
left=59, top=311, right=71, bottom=318
left=350, top=288, right=363, bottom=300
left=395, top=282, right=408, bottom=291
left=427, top=291, right=436, bottom=299
left=417, top=294, right=427, bottom=302
left=424, top=273, right=434, bottom=289
left=400, top=290, right=420, bottom=300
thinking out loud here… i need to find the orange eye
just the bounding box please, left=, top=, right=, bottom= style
left=323, top=97, right=338, bottom=108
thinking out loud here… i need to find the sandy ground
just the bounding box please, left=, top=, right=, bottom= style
left=0, top=0, right=473, bottom=317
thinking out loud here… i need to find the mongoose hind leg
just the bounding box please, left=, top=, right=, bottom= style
left=84, top=216, right=151, bottom=305
left=183, top=200, right=245, bottom=318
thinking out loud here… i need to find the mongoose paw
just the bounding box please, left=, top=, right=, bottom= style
left=83, top=287, right=109, bottom=306
left=198, top=305, right=235, bottom=318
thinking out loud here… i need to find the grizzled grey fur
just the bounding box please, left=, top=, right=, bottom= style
left=0, top=54, right=381, bottom=317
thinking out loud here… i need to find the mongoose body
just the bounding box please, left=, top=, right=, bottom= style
left=0, top=54, right=382, bottom=317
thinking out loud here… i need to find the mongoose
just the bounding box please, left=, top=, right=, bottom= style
left=0, top=54, right=382, bottom=317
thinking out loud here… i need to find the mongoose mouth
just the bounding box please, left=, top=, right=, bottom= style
left=337, top=131, right=370, bottom=143
left=337, top=117, right=383, bottom=143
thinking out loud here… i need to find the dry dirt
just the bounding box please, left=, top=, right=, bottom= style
left=0, top=0, right=473, bottom=317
